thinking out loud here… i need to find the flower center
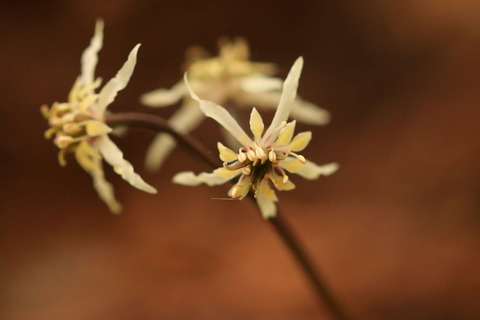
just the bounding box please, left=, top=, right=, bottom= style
left=223, top=144, right=306, bottom=199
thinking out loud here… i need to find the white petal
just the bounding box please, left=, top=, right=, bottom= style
left=92, top=165, right=122, bottom=214
left=184, top=73, right=253, bottom=147
left=295, top=161, right=339, bottom=180
left=140, top=80, right=187, bottom=107
left=256, top=181, right=278, bottom=219
left=173, top=168, right=240, bottom=186
left=96, top=135, right=157, bottom=194
left=249, top=108, right=264, bottom=141
left=96, top=44, right=140, bottom=114
left=240, top=75, right=283, bottom=93
left=81, top=20, right=103, bottom=87
left=289, top=98, right=330, bottom=125
left=144, top=102, right=205, bottom=172
left=144, top=134, right=176, bottom=172
left=263, top=57, right=303, bottom=144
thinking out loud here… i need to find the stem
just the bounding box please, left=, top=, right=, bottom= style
left=106, top=112, right=348, bottom=320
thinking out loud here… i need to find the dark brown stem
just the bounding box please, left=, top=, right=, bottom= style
left=105, top=112, right=348, bottom=320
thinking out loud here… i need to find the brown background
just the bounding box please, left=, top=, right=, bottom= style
left=1, top=0, right=480, bottom=319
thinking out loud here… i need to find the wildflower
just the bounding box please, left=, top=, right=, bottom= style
left=141, top=38, right=330, bottom=171
left=41, top=20, right=157, bottom=213
left=173, top=57, right=338, bottom=218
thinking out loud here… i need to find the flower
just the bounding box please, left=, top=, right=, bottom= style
left=173, top=57, right=338, bottom=218
left=41, top=20, right=157, bottom=213
left=140, top=38, right=330, bottom=172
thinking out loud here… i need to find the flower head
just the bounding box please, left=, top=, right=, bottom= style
left=173, top=57, right=338, bottom=218
left=140, top=38, right=330, bottom=172
left=41, top=20, right=157, bottom=213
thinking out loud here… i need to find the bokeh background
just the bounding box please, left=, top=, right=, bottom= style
left=1, top=0, right=480, bottom=319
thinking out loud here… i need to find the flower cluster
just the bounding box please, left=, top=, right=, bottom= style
left=43, top=21, right=338, bottom=217
left=173, top=58, right=338, bottom=218
left=41, top=20, right=156, bottom=213
left=140, top=38, right=330, bottom=171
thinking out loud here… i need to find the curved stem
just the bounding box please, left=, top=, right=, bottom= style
left=106, top=112, right=348, bottom=320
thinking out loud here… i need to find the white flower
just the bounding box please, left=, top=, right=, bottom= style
left=140, top=38, right=330, bottom=172
left=41, top=20, right=157, bottom=213
left=173, top=57, right=338, bottom=219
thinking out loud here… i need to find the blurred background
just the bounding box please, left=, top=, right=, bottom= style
left=1, top=0, right=480, bottom=319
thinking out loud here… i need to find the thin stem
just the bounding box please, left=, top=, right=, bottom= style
left=269, top=213, right=348, bottom=320
left=105, top=112, right=348, bottom=320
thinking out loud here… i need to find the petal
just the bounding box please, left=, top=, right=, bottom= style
left=96, top=44, right=140, bottom=114
left=144, top=101, right=205, bottom=172
left=140, top=80, right=187, bottom=107
left=289, top=98, right=331, bottom=125
left=288, top=131, right=312, bottom=152
left=240, top=75, right=283, bottom=93
left=184, top=73, right=253, bottom=147
left=249, top=108, right=264, bottom=142
left=75, top=141, right=122, bottom=213
left=269, top=169, right=296, bottom=191
left=256, top=181, right=278, bottom=219
left=280, top=157, right=305, bottom=173
left=275, top=120, right=296, bottom=146
left=144, top=133, right=176, bottom=172
left=173, top=168, right=240, bottom=186
left=80, top=20, right=103, bottom=87
left=91, top=166, right=122, bottom=214
left=217, top=142, right=238, bottom=162
left=85, top=120, right=112, bottom=136
left=96, top=135, right=157, bottom=194
left=75, top=140, right=101, bottom=173
left=263, top=57, right=303, bottom=144
left=295, top=161, right=339, bottom=180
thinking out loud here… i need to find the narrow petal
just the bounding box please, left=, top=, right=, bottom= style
left=240, top=75, right=282, bottom=93
left=256, top=181, right=278, bottom=219
left=295, top=161, right=339, bottom=180
left=75, top=142, right=122, bottom=213
left=275, top=120, right=296, bottom=146
left=173, top=168, right=240, bottom=186
left=289, top=131, right=312, bottom=152
left=144, top=101, right=205, bottom=172
left=96, top=44, right=140, bottom=114
left=144, top=133, right=176, bottom=172
left=184, top=73, right=253, bottom=147
left=81, top=20, right=103, bottom=87
left=217, top=142, right=238, bottom=162
left=140, top=80, right=187, bottom=107
left=249, top=108, right=264, bottom=142
left=96, top=135, right=157, bottom=194
left=263, top=57, right=303, bottom=144
left=91, top=166, right=122, bottom=213
left=289, top=98, right=331, bottom=125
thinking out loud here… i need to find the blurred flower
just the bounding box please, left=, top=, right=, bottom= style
left=141, top=38, right=330, bottom=172
left=41, top=20, right=156, bottom=213
left=173, top=57, right=338, bottom=218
